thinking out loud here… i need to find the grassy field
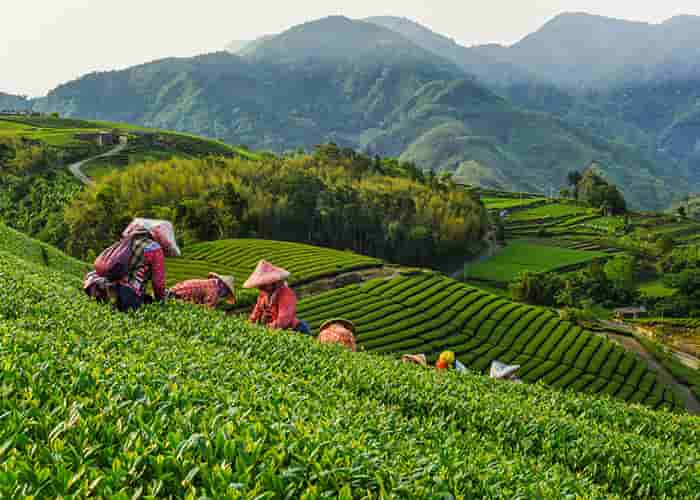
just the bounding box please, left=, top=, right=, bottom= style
left=464, top=240, right=607, bottom=283
left=0, top=115, right=258, bottom=164
left=297, top=272, right=684, bottom=411
left=480, top=196, right=545, bottom=210
left=0, top=231, right=697, bottom=497
left=507, top=203, right=592, bottom=221
left=167, top=239, right=383, bottom=306
left=638, top=280, right=677, bottom=298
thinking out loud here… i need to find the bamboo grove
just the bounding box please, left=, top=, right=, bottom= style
left=64, top=146, right=490, bottom=267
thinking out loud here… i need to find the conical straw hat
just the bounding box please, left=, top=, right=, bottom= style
left=243, top=260, right=291, bottom=288
left=209, top=273, right=235, bottom=295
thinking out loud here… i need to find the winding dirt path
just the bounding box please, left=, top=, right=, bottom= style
left=600, top=322, right=700, bottom=415
left=67, top=143, right=127, bottom=186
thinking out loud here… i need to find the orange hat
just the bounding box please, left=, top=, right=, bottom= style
left=243, top=260, right=291, bottom=289
left=317, top=322, right=357, bottom=352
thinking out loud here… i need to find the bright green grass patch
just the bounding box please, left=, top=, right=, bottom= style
left=464, top=240, right=607, bottom=283
left=481, top=197, right=545, bottom=210
left=508, top=203, right=593, bottom=221
left=638, top=280, right=677, bottom=298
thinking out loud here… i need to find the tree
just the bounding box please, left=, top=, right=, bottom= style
left=604, top=256, right=637, bottom=295
left=678, top=206, right=687, bottom=219
left=657, top=235, right=675, bottom=254
left=567, top=170, right=582, bottom=188
left=567, top=170, right=582, bottom=198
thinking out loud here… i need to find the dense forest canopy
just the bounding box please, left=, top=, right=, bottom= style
left=65, top=145, right=490, bottom=267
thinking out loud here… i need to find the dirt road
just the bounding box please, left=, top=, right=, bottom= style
left=67, top=143, right=127, bottom=186
left=602, top=326, right=700, bottom=415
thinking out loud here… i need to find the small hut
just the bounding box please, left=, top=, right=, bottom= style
left=614, top=306, right=647, bottom=321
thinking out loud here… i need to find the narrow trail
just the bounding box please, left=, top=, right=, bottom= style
left=600, top=321, right=700, bottom=415
left=67, top=143, right=127, bottom=186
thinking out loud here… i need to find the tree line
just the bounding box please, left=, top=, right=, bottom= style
left=65, top=145, right=490, bottom=267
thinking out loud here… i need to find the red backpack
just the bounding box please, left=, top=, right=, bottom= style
left=94, top=237, right=134, bottom=281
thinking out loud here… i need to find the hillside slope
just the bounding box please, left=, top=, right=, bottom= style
left=33, top=17, right=685, bottom=209
left=368, top=14, right=700, bottom=205
left=0, top=228, right=698, bottom=496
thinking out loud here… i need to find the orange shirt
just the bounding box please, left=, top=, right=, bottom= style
left=249, top=284, right=300, bottom=330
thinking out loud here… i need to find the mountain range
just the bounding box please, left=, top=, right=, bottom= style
left=23, top=13, right=700, bottom=209
left=0, top=92, right=31, bottom=110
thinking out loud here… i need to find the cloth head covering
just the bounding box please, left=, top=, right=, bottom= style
left=489, top=361, right=521, bottom=380
left=243, top=260, right=290, bottom=289
left=439, top=351, right=456, bottom=365
left=317, top=323, right=357, bottom=352
left=401, top=354, right=428, bottom=367
left=209, top=273, right=236, bottom=304
left=123, top=218, right=181, bottom=257
left=319, top=318, right=355, bottom=334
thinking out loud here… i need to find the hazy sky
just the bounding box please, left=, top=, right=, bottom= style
left=3, top=0, right=699, bottom=97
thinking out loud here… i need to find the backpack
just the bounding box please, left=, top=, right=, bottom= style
left=94, top=237, right=135, bottom=281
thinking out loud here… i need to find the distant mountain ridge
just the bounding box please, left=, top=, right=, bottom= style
left=0, top=92, right=31, bottom=111
left=474, top=12, right=700, bottom=88
left=31, top=15, right=697, bottom=209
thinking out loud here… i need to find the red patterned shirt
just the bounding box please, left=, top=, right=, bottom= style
left=169, top=278, right=225, bottom=308
left=249, top=283, right=300, bottom=330
left=119, top=241, right=166, bottom=300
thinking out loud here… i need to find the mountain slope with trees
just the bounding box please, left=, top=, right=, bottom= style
left=31, top=16, right=688, bottom=210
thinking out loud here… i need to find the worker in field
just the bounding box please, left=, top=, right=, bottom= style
left=489, top=361, right=523, bottom=383
left=402, top=354, right=428, bottom=367
left=168, top=273, right=236, bottom=309
left=435, top=351, right=468, bottom=372
left=244, top=260, right=310, bottom=334
left=317, top=318, right=357, bottom=351
left=84, top=218, right=180, bottom=312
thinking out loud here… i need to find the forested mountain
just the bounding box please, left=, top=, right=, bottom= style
left=32, top=16, right=694, bottom=209
left=463, top=13, right=700, bottom=89
left=366, top=14, right=700, bottom=206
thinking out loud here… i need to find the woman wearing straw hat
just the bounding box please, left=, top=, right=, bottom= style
left=244, top=260, right=310, bottom=334
left=168, top=273, right=236, bottom=309
left=317, top=318, right=357, bottom=351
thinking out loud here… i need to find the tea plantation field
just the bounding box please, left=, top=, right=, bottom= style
left=0, top=115, right=257, bottom=164
left=464, top=240, right=608, bottom=283
left=297, top=273, right=684, bottom=411
left=0, top=231, right=698, bottom=497
left=167, top=239, right=383, bottom=306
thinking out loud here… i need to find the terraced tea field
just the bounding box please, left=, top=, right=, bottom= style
left=167, top=239, right=383, bottom=305
left=481, top=196, right=546, bottom=211
left=297, top=273, right=683, bottom=411
left=2, top=241, right=698, bottom=497
left=0, top=115, right=255, bottom=164
left=464, top=240, right=607, bottom=283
